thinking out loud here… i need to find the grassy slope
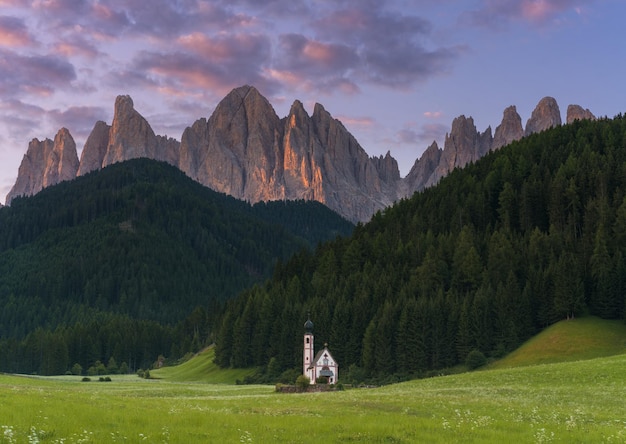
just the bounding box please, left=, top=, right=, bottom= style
left=150, top=347, right=256, bottom=384
left=153, top=316, right=626, bottom=382
left=490, top=316, right=626, bottom=369
left=147, top=316, right=626, bottom=384
left=2, top=354, right=626, bottom=442
left=2, top=318, right=626, bottom=441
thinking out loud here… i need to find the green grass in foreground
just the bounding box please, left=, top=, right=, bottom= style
left=490, top=316, right=626, bottom=369
left=150, top=347, right=256, bottom=383
left=2, top=352, right=626, bottom=443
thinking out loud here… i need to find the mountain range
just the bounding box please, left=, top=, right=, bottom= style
left=5, top=86, right=595, bottom=222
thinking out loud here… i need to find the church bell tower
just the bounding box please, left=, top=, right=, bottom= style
left=303, top=316, right=314, bottom=381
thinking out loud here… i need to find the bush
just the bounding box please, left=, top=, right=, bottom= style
left=81, top=377, right=91, bottom=382
left=278, top=368, right=301, bottom=384
left=295, top=375, right=310, bottom=392
left=466, top=349, right=487, bottom=370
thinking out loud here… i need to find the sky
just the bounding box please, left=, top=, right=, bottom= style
left=1, top=0, right=625, bottom=201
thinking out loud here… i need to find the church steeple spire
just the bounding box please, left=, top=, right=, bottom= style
left=303, top=314, right=314, bottom=382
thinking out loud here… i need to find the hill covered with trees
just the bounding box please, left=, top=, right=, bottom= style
left=0, top=158, right=353, bottom=374
left=215, top=113, right=626, bottom=382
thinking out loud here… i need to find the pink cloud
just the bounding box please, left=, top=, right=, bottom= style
left=522, top=0, right=555, bottom=20
left=463, top=0, right=585, bottom=27
left=277, top=34, right=359, bottom=73
left=336, top=115, right=375, bottom=127
left=423, top=111, right=443, bottom=119
left=177, top=32, right=268, bottom=62
left=0, top=49, right=76, bottom=97
left=0, top=16, right=37, bottom=47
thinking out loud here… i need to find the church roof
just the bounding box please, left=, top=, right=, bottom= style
left=313, top=347, right=335, bottom=363
left=319, top=367, right=334, bottom=377
left=304, top=317, right=314, bottom=333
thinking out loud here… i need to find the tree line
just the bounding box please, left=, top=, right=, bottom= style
left=214, top=114, right=626, bottom=382
left=0, top=159, right=353, bottom=374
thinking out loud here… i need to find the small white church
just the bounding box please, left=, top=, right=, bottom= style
left=303, top=316, right=338, bottom=384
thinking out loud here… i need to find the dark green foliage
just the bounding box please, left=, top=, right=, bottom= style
left=215, top=114, right=626, bottom=380
left=0, top=159, right=353, bottom=374
left=465, top=349, right=487, bottom=370
left=295, top=374, right=310, bottom=391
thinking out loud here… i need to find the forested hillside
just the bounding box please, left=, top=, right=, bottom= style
left=215, top=114, right=626, bottom=382
left=0, top=159, right=353, bottom=374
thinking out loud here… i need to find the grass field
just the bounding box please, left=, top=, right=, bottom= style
left=1, top=317, right=625, bottom=443
left=489, top=316, right=626, bottom=369
left=150, top=347, right=256, bottom=383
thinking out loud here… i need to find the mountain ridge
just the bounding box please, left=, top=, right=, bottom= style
left=5, top=86, right=595, bottom=221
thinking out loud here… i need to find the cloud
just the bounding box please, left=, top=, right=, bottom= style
left=424, top=111, right=443, bottom=119
left=0, top=16, right=37, bottom=47
left=313, top=4, right=464, bottom=88
left=461, top=0, right=586, bottom=27
left=271, top=34, right=359, bottom=92
left=52, top=33, right=101, bottom=58
left=0, top=49, right=76, bottom=97
left=0, top=99, right=47, bottom=139
left=47, top=105, right=108, bottom=139
left=417, top=123, right=448, bottom=144
left=127, top=31, right=280, bottom=98
left=336, top=115, right=375, bottom=128
left=390, top=122, right=448, bottom=147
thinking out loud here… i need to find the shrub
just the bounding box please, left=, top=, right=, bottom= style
left=119, top=362, right=130, bottom=374
left=81, top=377, right=91, bottom=382
left=278, top=368, right=301, bottom=385
left=295, top=375, right=310, bottom=392
left=466, top=349, right=487, bottom=370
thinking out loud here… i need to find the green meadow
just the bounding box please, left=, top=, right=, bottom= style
left=1, top=317, right=626, bottom=443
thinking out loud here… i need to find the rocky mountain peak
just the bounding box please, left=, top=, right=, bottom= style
left=372, top=151, right=401, bottom=183
left=188, top=84, right=284, bottom=202
left=5, top=86, right=597, bottom=222
left=436, top=115, right=491, bottom=178
left=525, top=96, right=562, bottom=136
left=566, top=104, right=596, bottom=124
left=77, top=120, right=110, bottom=176
left=103, top=94, right=158, bottom=165
left=405, top=140, right=442, bottom=191
left=6, top=127, right=79, bottom=204
left=493, top=105, right=524, bottom=150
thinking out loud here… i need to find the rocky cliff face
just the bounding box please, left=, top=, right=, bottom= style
left=425, top=116, right=492, bottom=188
left=566, top=105, right=595, bottom=124
left=188, top=85, right=284, bottom=201
left=403, top=96, right=587, bottom=193
left=6, top=128, right=79, bottom=204
left=404, top=141, right=441, bottom=193
left=77, top=120, right=110, bottom=176
left=103, top=95, right=180, bottom=168
left=179, top=86, right=400, bottom=221
left=5, top=89, right=595, bottom=222
left=493, top=106, right=524, bottom=150
left=525, top=97, right=562, bottom=136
